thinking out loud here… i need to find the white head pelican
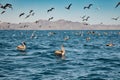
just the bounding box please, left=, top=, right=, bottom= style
left=16, top=42, right=26, bottom=51
left=55, top=45, right=65, bottom=56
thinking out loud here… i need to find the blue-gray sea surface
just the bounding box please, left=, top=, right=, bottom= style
left=0, top=30, right=120, bottom=80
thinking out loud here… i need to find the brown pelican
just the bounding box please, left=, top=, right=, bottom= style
left=115, top=2, right=120, bottom=8
left=84, top=4, right=93, bottom=9
left=48, top=17, right=54, bottom=21
left=81, top=15, right=86, bottom=19
left=29, top=10, right=33, bottom=14
left=65, top=3, right=72, bottom=10
left=0, top=3, right=13, bottom=9
left=19, top=13, right=25, bottom=17
left=112, top=17, right=119, bottom=21
left=1, top=11, right=5, bottom=14
left=47, top=8, right=55, bottom=13
left=106, top=43, right=114, bottom=47
left=16, top=42, right=26, bottom=51
left=83, top=16, right=90, bottom=21
left=25, top=14, right=31, bottom=19
left=55, top=45, right=65, bottom=56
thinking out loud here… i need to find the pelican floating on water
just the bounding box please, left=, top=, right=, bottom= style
left=106, top=43, right=114, bottom=47
left=64, top=36, right=69, bottom=41
left=17, top=42, right=26, bottom=51
left=86, top=37, right=90, bottom=41
left=55, top=45, right=65, bottom=56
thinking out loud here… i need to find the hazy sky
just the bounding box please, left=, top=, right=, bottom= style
left=0, top=0, right=120, bottom=25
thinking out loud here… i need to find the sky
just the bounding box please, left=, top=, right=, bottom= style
left=0, top=0, right=120, bottom=25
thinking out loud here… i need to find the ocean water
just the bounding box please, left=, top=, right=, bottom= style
left=0, top=30, right=120, bottom=80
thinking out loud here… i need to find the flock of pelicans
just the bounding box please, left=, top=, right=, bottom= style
left=16, top=41, right=65, bottom=56
left=16, top=31, right=120, bottom=57
left=0, top=2, right=120, bottom=22
left=0, top=2, right=120, bottom=57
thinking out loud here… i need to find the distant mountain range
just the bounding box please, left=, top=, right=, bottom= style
left=0, top=19, right=120, bottom=30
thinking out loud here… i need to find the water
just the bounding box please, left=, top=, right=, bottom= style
left=0, top=30, right=120, bottom=80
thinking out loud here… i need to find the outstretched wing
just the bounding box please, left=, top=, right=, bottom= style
left=115, top=2, right=120, bottom=8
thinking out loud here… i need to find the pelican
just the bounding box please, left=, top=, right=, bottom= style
left=115, top=2, right=120, bottom=8
left=19, top=13, right=25, bottom=17
left=55, top=45, right=65, bottom=56
left=1, top=11, right=5, bottom=14
left=47, top=8, right=55, bottom=13
left=16, top=42, right=26, bottom=51
left=80, top=15, right=86, bottom=19
left=1, top=3, right=13, bottom=9
left=84, top=4, right=93, bottom=9
left=106, top=43, right=114, bottom=47
left=82, top=16, right=90, bottom=21
left=29, top=10, right=33, bottom=14
left=65, top=3, right=72, bottom=10
left=86, top=37, right=90, bottom=41
left=64, top=36, right=69, bottom=41
left=48, top=17, right=54, bottom=21
left=112, top=17, right=119, bottom=21
left=25, top=14, right=31, bottom=19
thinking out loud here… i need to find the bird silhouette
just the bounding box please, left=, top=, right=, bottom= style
left=0, top=3, right=13, bottom=9
left=48, top=17, right=54, bottom=21
left=115, top=2, right=120, bottom=8
left=112, top=17, right=119, bottom=20
left=25, top=14, right=31, bottom=19
left=1, top=11, right=5, bottom=14
left=84, top=4, right=93, bottom=9
left=82, top=16, right=90, bottom=21
left=19, top=13, right=25, bottom=17
left=29, top=10, right=33, bottom=14
left=81, top=15, right=86, bottom=19
left=65, top=3, right=72, bottom=10
left=35, top=20, right=39, bottom=23
left=47, top=8, right=55, bottom=13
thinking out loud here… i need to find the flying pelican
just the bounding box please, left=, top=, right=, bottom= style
left=29, top=10, right=33, bottom=14
left=115, top=2, right=120, bottom=8
left=1, top=11, right=5, bottom=14
left=19, top=13, right=25, bottom=17
left=47, top=8, right=55, bottom=13
left=83, top=16, right=90, bottom=21
left=65, top=3, right=72, bottom=10
left=55, top=45, right=65, bottom=56
left=16, top=42, right=26, bottom=51
left=0, top=3, right=13, bottom=9
left=25, top=14, right=31, bottom=19
left=84, top=4, right=93, bottom=9
left=81, top=15, right=86, bottom=19
left=48, top=17, right=54, bottom=21
left=2, top=3, right=13, bottom=9
left=112, top=17, right=119, bottom=21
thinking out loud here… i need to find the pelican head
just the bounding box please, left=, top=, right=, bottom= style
left=22, top=42, right=26, bottom=45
